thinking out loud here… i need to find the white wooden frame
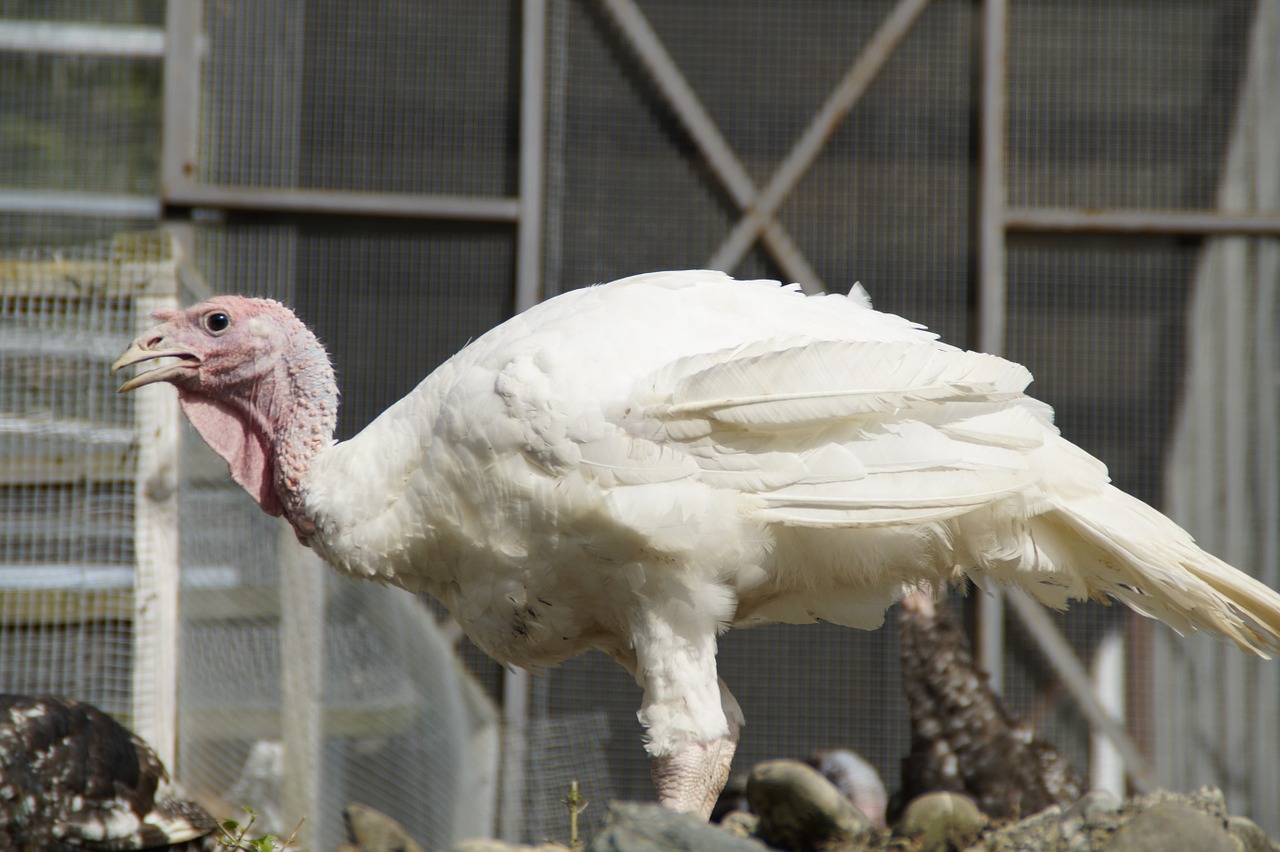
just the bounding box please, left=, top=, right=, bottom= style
left=129, top=249, right=183, bottom=771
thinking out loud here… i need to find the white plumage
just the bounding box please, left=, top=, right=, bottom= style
left=113, top=269, right=1280, bottom=816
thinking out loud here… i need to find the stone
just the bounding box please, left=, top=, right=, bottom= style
left=718, top=810, right=761, bottom=838
left=1101, top=801, right=1236, bottom=852
left=589, top=802, right=769, bottom=852
left=1057, top=790, right=1121, bottom=851
left=445, top=841, right=540, bottom=852
left=894, top=791, right=987, bottom=852
left=339, top=803, right=424, bottom=852
left=747, top=759, right=877, bottom=850
left=1228, top=816, right=1280, bottom=852
left=1061, top=790, right=1121, bottom=825
left=446, top=839, right=575, bottom=852
left=973, top=806, right=1064, bottom=852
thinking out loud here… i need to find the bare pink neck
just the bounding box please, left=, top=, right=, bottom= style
left=272, top=332, right=339, bottom=539
left=178, top=313, right=339, bottom=541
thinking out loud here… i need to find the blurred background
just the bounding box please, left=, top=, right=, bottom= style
left=1, top=0, right=1278, bottom=848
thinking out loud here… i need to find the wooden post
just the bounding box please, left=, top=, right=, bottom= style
left=131, top=239, right=182, bottom=770
left=280, top=527, right=324, bottom=850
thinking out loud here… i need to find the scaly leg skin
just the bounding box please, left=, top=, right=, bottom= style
left=625, top=592, right=745, bottom=818
left=651, top=716, right=740, bottom=819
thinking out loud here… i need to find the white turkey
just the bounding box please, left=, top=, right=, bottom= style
left=0, top=694, right=216, bottom=850
left=113, top=269, right=1280, bottom=818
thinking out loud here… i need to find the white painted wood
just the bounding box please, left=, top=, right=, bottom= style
left=1250, top=0, right=1280, bottom=809
left=976, top=0, right=1009, bottom=689
left=1163, top=1, right=1280, bottom=830
left=500, top=0, right=548, bottom=836
left=130, top=240, right=182, bottom=771
left=279, top=527, right=325, bottom=851
left=0, top=20, right=164, bottom=56
left=1090, top=631, right=1126, bottom=797
left=1221, top=228, right=1250, bottom=814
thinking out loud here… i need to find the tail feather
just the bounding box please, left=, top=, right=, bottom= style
left=1180, top=555, right=1280, bottom=652
left=1041, top=487, right=1280, bottom=658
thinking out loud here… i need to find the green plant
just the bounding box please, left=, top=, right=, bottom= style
left=216, top=807, right=303, bottom=852
left=563, top=780, right=588, bottom=850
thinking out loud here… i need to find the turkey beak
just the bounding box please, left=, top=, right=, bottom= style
left=112, top=335, right=200, bottom=393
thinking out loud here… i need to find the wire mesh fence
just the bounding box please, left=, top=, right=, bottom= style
left=0, top=234, right=175, bottom=732
left=1, top=0, right=1278, bottom=847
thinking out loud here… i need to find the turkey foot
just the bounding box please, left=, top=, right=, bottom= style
left=651, top=722, right=740, bottom=818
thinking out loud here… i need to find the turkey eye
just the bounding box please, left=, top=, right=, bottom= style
left=203, top=311, right=231, bottom=334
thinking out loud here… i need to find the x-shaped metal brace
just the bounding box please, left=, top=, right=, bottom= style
left=597, top=0, right=933, bottom=293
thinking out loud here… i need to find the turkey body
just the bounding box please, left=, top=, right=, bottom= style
left=114, top=269, right=1280, bottom=816
left=0, top=694, right=215, bottom=850
left=306, top=273, right=968, bottom=666
left=891, top=592, right=1085, bottom=821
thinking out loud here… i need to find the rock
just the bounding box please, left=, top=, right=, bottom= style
left=457, top=784, right=1280, bottom=852
left=1228, top=816, right=1280, bottom=852
left=713, top=771, right=753, bottom=822
left=719, top=810, right=761, bottom=838
left=747, top=759, right=877, bottom=850
left=446, top=841, right=556, bottom=852
left=589, top=802, right=769, bottom=851
left=1058, top=791, right=1121, bottom=852
left=1101, top=801, right=1236, bottom=852
left=805, top=748, right=888, bottom=828
left=338, top=803, right=424, bottom=852
left=978, top=805, right=1065, bottom=852
left=1062, top=790, right=1122, bottom=824
left=894, top=791, right=987, bottom=852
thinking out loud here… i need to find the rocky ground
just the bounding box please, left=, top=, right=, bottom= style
left=447, top=759, right=1280, bottom=852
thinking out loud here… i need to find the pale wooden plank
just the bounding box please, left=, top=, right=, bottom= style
left=280, top=528, right=325, bottom=851
left=129, top=241, right=181, bottom=772
left=1248, top=0, right=1280, bottom=820
left=180, top=690, right=420, bottom=741
left=0, top=587, right=134, bottom=624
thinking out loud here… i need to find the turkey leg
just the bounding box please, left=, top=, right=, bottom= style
left=651, top=718, right=740, bottom=817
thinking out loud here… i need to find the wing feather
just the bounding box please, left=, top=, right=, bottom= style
left=661, top=341, right=1032, bottom=428
left=628, top=339, right=1048, bottom=528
